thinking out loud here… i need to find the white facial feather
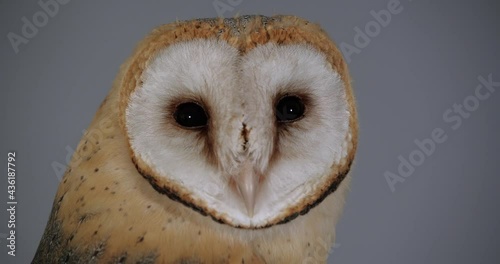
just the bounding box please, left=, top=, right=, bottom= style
left=126, top=39, right=350, bottom=227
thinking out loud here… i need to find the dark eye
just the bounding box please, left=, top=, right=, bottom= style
left=275, top=95, right=305, bottom=122
left=173, top=102, right=208, bottom=128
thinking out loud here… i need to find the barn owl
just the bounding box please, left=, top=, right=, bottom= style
left=34, top=15, right=358, bottom=263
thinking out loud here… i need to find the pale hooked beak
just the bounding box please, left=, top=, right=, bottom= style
left=234, top=160, right=260, bottom=217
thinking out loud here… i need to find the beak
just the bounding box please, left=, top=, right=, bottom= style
left=234, top=160, right=260, bottom=217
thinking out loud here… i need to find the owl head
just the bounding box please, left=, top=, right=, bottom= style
left=120, top=15, right=357, bottom=229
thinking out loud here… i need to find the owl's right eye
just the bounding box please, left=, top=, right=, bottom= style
left=173, top=102, right=208, bottom=129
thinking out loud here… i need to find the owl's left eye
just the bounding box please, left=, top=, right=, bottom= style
left=276, top=95, right=305, bottom=123
left=173, top=102, right=208, bottom=129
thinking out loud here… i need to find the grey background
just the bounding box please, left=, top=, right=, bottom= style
left=1, top=0, right=499, bottom=263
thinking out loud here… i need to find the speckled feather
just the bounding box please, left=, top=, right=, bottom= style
left=33, top=15, right=357, bottom=263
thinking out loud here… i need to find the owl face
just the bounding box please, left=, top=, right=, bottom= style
left=121, top=16, right=357, bottom=229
